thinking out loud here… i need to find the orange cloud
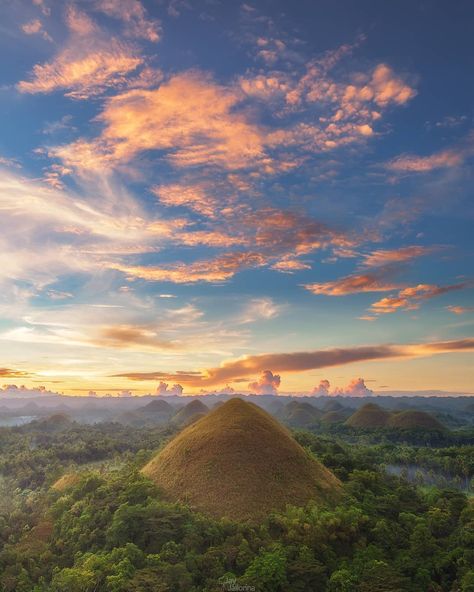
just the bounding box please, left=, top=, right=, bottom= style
left=447, top=305, right=474, bottom=315
left=110, top=251, right=267, bottom=283
left=53, top=72, right=267, bottom=170
left=95, top=0, right=161, bottom=42
left=362, top=245, right=436, bottom=267
left=153, top=183, right=219, bottom=218
left=114, top=338, right=474, bottom=386
left=248, top=370, right=281, bottom=394
left=21, top=18, right=52, bottom=41
left=93, top=325, right=176, bottom=350
left=271, top=258, right=311, bottom=273
left=387, top=149, right=464, bottom=173
left=304, top=269, right=400, bottom=296
left=17, top=6, right=143, bottom=99
left=370, top=283, right=466, bottom=314
left=0, top=368, right=29, bottom=378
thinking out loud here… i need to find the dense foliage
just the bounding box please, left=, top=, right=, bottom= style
left=0, top=420, right=472, bottom=591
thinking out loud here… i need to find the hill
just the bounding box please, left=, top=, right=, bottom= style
left=345, top=403, right=391, bottom=429
left=278, top=400, right=322, bottom=427
left=387, top=410, right=445, bottom=430
left=141, top=399, right=174, bottom=414
left=322, top=399, right=344, bottom=412
left=142, top=398, right=341, bottom=520
left=172, top=399, right=209, bottom=425
left=321, top=409, right=349, bottom=424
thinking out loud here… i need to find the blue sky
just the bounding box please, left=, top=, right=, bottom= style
left=0, top=0, right=473, bottom=396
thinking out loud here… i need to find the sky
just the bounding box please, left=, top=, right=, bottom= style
left=0, top=0, right=473, bottom=397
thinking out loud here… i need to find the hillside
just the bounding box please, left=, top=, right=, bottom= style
left=172, top=399, right=209, bottom=425
left=387, top=410, right=445, bottom=430
left=345, top=403, right=391, bottom=429
left=321, top=409, right=349, bottom=424
left=278, top=400, right=322, bottom=427
left=142, top=398, right=341, bottom=520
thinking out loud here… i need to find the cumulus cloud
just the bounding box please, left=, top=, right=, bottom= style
left=248, top=370, right=281, bottom=395
left=156, top=381, right=183, bottom=396
left=311, top=379, right=330, bottom=396
left=0, top=384, right=56, bottom=397
left=333, top=377, right=373, bottom=397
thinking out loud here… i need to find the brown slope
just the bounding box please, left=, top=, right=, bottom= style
left=345, top=402, right=391, bottom=429
left=142, top=398, right=341, bottom=521
left=387, top=410, right=445, bottom=430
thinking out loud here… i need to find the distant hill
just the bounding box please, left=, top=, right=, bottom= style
left=142, top=398, right=341, bottom=520
left=387, top=410, right=445, bottom=430
left=345, top=403, right=391, bottom=429
left=322, top=400, right=344, bottom=412
left=321, top=409, right=350, bottom=424
left=172, top=399, right=209, bottom=425
left=278, top=401, right=322, bottom=427
left=140, top=399, right=174, bottom=414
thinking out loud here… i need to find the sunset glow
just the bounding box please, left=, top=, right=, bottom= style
left=0, top=0, right=473, bottom=397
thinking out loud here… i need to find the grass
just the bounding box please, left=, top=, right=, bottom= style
left=142, top=398, right=341, bottom=521
left=345, top=403, right=391, bottom=428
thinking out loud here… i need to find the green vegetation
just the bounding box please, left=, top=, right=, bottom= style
left=0, top=398, right=472, bottom=591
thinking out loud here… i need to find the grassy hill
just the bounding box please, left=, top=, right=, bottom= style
left=172, top=399, right=209, bottom=425
left=278, top=400, right=322, bottom=428
left=387, top=410, right=445, bottom=430
left=142, top=398, right=341, bottom=520
left=345, top=403, right=391, bottom=429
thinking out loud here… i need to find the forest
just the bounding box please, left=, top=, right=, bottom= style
left=0, top=399, right=472, bottom=592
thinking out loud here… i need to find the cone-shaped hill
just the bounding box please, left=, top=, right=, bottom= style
left=278, top=400, right=322, bottom=428
left=345, top=403, right=391, bottom=429
left=141, top=399, right=174, bottom=414
left=172, top=399, right=209, bottom=425
left=321, top=409, right=350, bottom=424
left=322, top=399, right=344, bottom=412
left=387, top=410, right=444, bottom=430
left=142, top=398, right=341, bottom=520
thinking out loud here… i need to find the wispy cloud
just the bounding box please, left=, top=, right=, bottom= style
left=17, top=5, right=144, bottom=99
left=370, top=283, right=467, bottom=314
left=114, top=338, right=474, bottom=386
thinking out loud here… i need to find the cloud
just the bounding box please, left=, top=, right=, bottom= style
left=110, top=251, right=267, bottom=283
left=153, top=183, right=219, bottom=218
left=114, top=338, right=474, bottom=387
left=386, top=149, right=464, bottom=173
left=95, top=0, right=161, bottom=42
left=362, top=245, right=436, bottom=267
left=21, top=18, right=52, bottom=42
left=0, top=384, right=56, bottom=396
left=311, top=379, right=330, bottom=396
left=248, top=370, right=281, bottom=395
left=386, top=133, right=474, bottom=173
left=17, top=6, right=143, bottom=99
left=52, top=72, right=267, bottom=171
left=93, top=325, right=177, bottom=350
left=271, top=258, right=311, bottom=273
left=304, top=268, right=400, bottom=296
left=0, top=368, right=29, bottom=378
left=447, top=305, right=474, bottom=315
left=239, top=298, right=282, bottom=323
left=370, top=283, right=466, bottom=314
left=156, top=381, right=183, bottom=396
left=333, top=377, right=373, bottom=397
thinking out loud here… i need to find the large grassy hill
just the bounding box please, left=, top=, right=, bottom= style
left=143, top=398, right=341, bottom=520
